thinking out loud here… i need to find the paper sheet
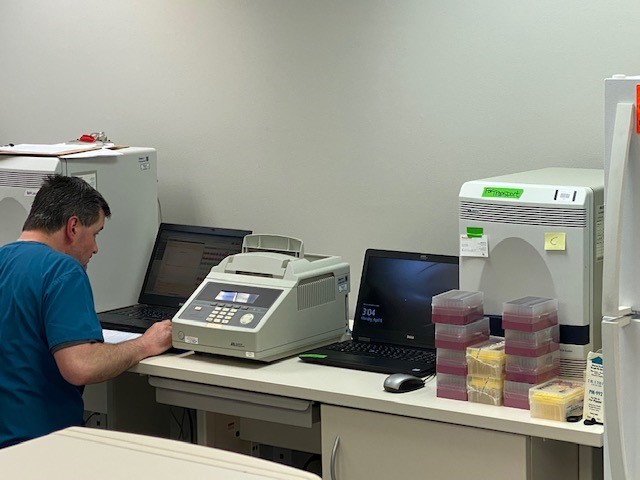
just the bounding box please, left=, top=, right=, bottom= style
left=103, top=329, right=141, bottom=344
left=61, top=146, right=123, bottom=158
left=0, top=143, right=100, bottom=156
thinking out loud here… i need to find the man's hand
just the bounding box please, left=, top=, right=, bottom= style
left=139, top=319, right=173, bottom=357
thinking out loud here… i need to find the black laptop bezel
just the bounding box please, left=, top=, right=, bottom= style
left=351, top=249, right=459, bottom=349
left=136, top=223, right=252, bottom=308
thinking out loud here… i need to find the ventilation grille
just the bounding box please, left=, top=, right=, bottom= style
left=297, top=275, right=335, bottom=310
left=0, top=171, right=48, bottom=189
left=560, top=358, right=587, bottom=380
left=459, top=201, right=587, bottom=227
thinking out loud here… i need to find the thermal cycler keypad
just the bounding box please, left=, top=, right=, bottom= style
left=178, top=281, right=282, bottom=330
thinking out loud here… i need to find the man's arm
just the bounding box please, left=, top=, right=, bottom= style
left=53, top=320, right=172, bottom=386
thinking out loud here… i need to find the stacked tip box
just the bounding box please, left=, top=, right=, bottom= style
left=432, top=289, right=484, bottom=325
left=466, top=339, right=506, bottom=405
left=529, top=378, right=584, bottom=421
left=433, top=290, right=489, bottom=401
left=502, top=296, right=560, bottom=410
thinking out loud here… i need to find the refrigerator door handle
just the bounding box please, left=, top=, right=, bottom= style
left=603, top=102, right=634, bottom=317
left=603, top=315, right=631, bottom=480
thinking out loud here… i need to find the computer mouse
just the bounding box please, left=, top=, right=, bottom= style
left=383, top=373, right=425, bottom=393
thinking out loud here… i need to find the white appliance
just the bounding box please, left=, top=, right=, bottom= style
left=0, top=147, right=159, bottom=312
left=172, top=234, right=350, bottom=361
left=459, top=168, right=604, bottom=378
left=601, top=74, right=640, bottom=480
left=0, top=427, right=321, bottom=479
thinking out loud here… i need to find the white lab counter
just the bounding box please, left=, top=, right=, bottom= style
left=131, top=351, right=603, bottom=479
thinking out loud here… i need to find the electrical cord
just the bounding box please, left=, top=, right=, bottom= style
left=169, top=406, right=186, bottom=441
left=188, top=408, right=196, bottom=443
left=83, top=411, right=100, bottom=426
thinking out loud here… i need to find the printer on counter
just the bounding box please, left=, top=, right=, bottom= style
left=172, top=234, right=350, bottom=362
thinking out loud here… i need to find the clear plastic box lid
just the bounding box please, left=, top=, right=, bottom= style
left=506, top=350, right=559, bottom=370
left=502, top=296, right=558, bottom=316
left=467, top=374, right=505, bottom=391
left=529, top=378, right=584, bottom=401
left=466, top=338, right=506, bottom=360
left=437, top=348, right=467, bottom=361
left=504, top=380, right=535, bottom=395
left=436, top=373, right=467, bottom=387
left=435, top=317, right=490, bottom=340
left=505, top=324, right=560, bottom=346
left=432, top=290, right=484, bottom=309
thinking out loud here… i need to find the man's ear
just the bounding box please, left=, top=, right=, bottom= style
left=65, top=216, right=80, bottom=241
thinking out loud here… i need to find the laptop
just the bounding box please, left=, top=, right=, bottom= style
left=299, top=249, right=459, bottom=377
left=98, top=223, right=252, bottom=333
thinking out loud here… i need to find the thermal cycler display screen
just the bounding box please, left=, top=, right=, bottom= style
left=194, top=282, right=282, bottom=310
left=215, top=291, right=259, bottom=304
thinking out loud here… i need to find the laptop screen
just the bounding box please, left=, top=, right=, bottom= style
left=138, top=223, right=251, bottom=307
left=352, top=249, right=459, bottom=348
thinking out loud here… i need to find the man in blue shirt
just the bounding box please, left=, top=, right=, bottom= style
left=0, top=175, right=172, bottom=448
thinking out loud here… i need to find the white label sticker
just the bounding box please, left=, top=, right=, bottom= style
left=555, top=189, right=576, bottom=202
left=337, top=274, right=349, bottom=292
left=245, top=352, right=255, bottom=358
left=583, top=351, right=604, bottom=423
left=460, top=234, right=489, bottom=257
left=184, top=336, right=198, bottom=345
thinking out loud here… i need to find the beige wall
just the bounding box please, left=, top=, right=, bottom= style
left=1, top=0, right=636, bottom=314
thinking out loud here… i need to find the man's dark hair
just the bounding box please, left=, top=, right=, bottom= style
left=22, top=174, right=111, bottom=233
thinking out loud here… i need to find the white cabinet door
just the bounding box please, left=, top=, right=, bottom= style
left=321, top=404, right=530, bottom=480
left=320, top=405, right=584, bottom=480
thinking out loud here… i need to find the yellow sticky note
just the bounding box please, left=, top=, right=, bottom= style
left=545, top=232, right=566, bottom=251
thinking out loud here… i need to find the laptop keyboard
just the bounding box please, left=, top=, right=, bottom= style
left=325, top=340, right=436, bottom=363
left=118, top=305, right=176, bottom=320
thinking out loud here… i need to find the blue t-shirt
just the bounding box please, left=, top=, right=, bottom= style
left=0, top=241, right=103, bottom=448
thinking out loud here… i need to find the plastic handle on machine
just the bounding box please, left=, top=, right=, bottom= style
left=602, top=102, right=634, bottom=317
left=241, top=234, right=304, bottom=258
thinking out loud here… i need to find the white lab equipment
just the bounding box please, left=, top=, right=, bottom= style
left=459, top=168, right=604, bottom=378
left=601, top=74, right=640, bottom=480
left=172, top=234, right=350, bottom=361
left=0, top=147, right=158, bottom=312
left=0, top=426, right=321, bottom=479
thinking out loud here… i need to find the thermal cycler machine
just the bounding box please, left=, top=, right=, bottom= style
left=172, top=234, right=350, bottom=361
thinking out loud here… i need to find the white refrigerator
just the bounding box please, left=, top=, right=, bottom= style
left=602, top=74, right=640, bottom=479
